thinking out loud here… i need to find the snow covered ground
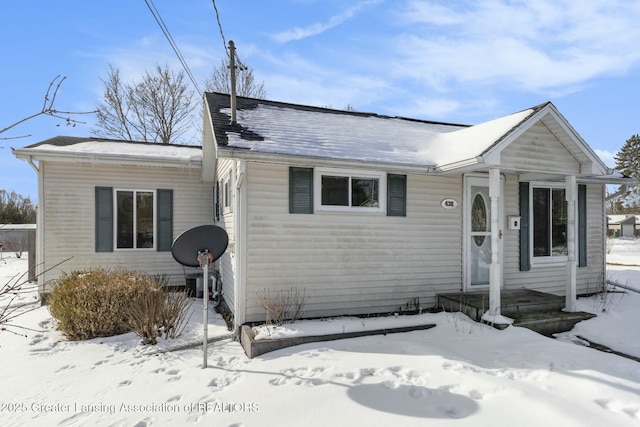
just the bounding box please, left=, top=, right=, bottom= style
left=1, top=243, right=639, bottom=427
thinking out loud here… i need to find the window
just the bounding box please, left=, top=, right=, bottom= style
left=519, top=182, right=587, bottom=271
left=223, top=177, right=232, bottom=213
left=532, top=186, right=567, bottom=259
left=314, top=168, right=386, bottom=213
left=96, top=187, right=172, bottom=253
left=116, top=190, right=155, bottom=249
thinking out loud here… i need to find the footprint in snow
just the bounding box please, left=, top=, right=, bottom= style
left=118, top=379, right=132, bottom=387
left=132, top=418, right=152, bottom=427
left=55, top=364, right=75, bottom=373
left=57, top=411, right=90, bottom=426
left=209, top=372, right=241, bottom=391
left=166, top=369, right=182, bottom=382
left=29, top=334, right=47, bottom=345
left=595, top=398, right=640, bottom=419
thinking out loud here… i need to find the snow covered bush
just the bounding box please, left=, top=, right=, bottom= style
left=49, top=268, right=159, bottom=340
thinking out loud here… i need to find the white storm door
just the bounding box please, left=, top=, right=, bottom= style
left=465, top=175, right=503, bottom=289
left=469, top=182, right=491, bottom=286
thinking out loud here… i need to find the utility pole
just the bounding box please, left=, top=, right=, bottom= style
left=229, top=40, right=237, bottom=124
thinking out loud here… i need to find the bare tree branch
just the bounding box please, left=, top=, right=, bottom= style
left=205, top=59, right=267, bottom=99
left=0, top=75, right=97, bottom=141
left=93, top=64, right=195, bottom=144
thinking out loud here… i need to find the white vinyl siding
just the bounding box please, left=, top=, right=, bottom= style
left=38, top=161, right=212, bottom=290
left=501, top=122, right=581, bottom=174
left=242, top=162, right=463, bottom=322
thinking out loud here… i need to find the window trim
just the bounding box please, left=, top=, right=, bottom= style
left=114, top=188, right=157, bottom=251
left=222, top=175, right=232, bottom=214
left=313, top=168, right=387, bottom=214
left=529, top=182, right=569, bottom=266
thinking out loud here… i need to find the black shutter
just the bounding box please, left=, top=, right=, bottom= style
left=519, top=182, right=530, bottom=271
left=214, top=182, right=220, bottom=221
left=578, top=184, right=587, bottom=267
left=156, top=189, right=173, bottom=252
left=95, top=187, right=113, bottom=252
left=387, top=174, right=407, bottom=217
left=289, top=167, right=314, bottom=214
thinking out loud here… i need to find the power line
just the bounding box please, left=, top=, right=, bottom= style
left=144, top=0, right=202, bottom=94
left=212, top=0, right=229, bottom=58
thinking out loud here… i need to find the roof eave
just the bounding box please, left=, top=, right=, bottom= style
left=12, top=147, right=202, bottom=169
left=216, top=146, right=437, bottom=174
left=435, top=156, right=486, bottom=174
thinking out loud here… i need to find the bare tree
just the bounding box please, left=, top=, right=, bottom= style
left=205, top=59, right=266, bottom=99
left=93, top=64, right=196, bottom=144
left=0, top=75, right=95, bottom=141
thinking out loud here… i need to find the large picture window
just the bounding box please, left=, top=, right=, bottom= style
left=116, top=190, right=155, bottom=249
left=315, top=169, right=385, bottom=213
left=532, top=186, right=567, bottom=259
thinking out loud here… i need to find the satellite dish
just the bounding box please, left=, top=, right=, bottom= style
left=171, top=225, right=229, bottom=267
left=171, top=224, right=229, bottom=369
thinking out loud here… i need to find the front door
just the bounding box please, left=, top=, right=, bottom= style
left=465, top=176, right=502, bottom=289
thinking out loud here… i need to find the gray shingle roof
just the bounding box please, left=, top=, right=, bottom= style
left=204, top=92, right=536, bottom=168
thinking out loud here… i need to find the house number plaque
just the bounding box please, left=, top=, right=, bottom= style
left=441, top=198, right=458, bottom=209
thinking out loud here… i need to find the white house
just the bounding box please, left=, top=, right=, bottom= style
left=14, top=93, right=630, bottom=331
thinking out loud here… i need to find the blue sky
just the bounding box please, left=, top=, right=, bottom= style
left=2, top=0, right=640, bottom=201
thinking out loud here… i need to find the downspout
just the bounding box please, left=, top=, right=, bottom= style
left=26, top=155, right=40, bottom=173
left=233, top=160, right=247, bottom=333
left=23, top=155, right=46, bottom=294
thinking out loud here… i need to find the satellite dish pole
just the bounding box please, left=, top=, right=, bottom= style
left=198, top=250, right=213, bottom=368
left=171, top=224, right=229, bottom=369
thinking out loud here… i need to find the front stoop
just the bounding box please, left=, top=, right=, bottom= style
left=511, top=311, right=596, bottom=336
left=437, top=290, right=596, bottom=336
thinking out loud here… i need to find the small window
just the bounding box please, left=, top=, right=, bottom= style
left=315, top=168, right=385, bottom=213
left=471, top=193, right=487, bottom=246
left=223, top=178, right=232, bottom=213
left=532, top=186, right=567, bottom=260
left=116, top=190, right=154, bottom=249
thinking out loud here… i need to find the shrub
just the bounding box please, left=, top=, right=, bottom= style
left=160, top=291, right=192, bottom=339
left=49, top=268, right=159, bottom=340
left=127, top=287, right=165, bottom=345
left=255, top=287, right=306, bottom=326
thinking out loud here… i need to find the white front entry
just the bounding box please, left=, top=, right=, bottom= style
left=465, top=175, right=503, bottom=290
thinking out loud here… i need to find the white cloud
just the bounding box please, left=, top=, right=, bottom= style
left=394, top=0, right=640, bottom=94
left=594, top=149, right=617, bottom=169
left=273, top=0, right=382, bottom=43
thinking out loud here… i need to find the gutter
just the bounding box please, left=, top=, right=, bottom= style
left=12, top=149, right=202, bottom=169
left=215, top=146, right=437, bottom=175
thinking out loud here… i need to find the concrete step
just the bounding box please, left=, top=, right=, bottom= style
left=511, top=311, right=596, bottom=336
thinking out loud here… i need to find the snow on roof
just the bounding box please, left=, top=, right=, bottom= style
left=211, top=94, right=535, bottom=169
left=0, top=224, right=36, bottom=231
left=14, top=137, right=202, bottom=164
left=607, top=215, right=637, bottom=224
left=419, top=109, right=534, bottom=166
left=222, top=105, right=462, bottom=167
